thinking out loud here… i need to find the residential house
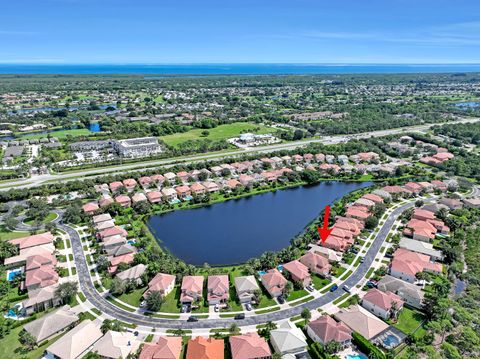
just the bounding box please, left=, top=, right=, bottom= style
left=282, top=260, right=311, bottom=286
left=403, top=219, right=436, bottom=242
left=239, top=174, right=254, bottom=187
left=361, top=288, right=404, bottom=320
left=190, top=183, right=206, bottom=196
left=334, top=305, right=389, bottom=340
left=161, top=187, right=178, bottom=202
left=82, top=202, right=99, bottom=215
left=139, top=176, right=152, bottom=189
left=299, top=251, right=331, bottom=276
left=377, top=275, right=425, bottom=309
left=22, top=284, right=62, bottom=315
left=203, top=181, right=220, bottom=193
left=132, top=192, right=147, bottom=204
left=307, top=244, right=341, bottom=263
left=229, top=333, right=271, bottom=359
left=270, top=320, right=308, bottom=357
left=117, top=263, right=147, bottom=286
left=390, top=248, right=442, bottom=283
left=175, top=185, right=191, bottom=200
left=99, top=195, right=114, bottom=208
left=140, top=336, right=183, bottom=359
left=163, top=172, right=176, bottom=183
left=261, top=269, right=287, bottom=298
left=98, top=226, right=128, bottom=241
left=234, top=276, right=260, bottom=303
left=145, top=273, right=176, bottom=297
left=109, top=181, right=124, bottom=193
left=306, top=315, right=352, bottom=348
left=431, top=180, right=448, bottom=192
left=186, top=337, right=224, bottom=359
left=439, top=197, right=463, bottom=210
left=123, top=178, right=138, bottom=192
left=207, top=275, right=229, bottom=305
left=24, top=265, right=59, bottom=291
left=45, top=320, right=103, bottom=359
left=91, top=330, right=142, bottom=359
left=464, top=197, right=480, bottom=209
left=115, top=195, right=131, bottom=208
left=399, top=238, right=443, bottom=261
left=146, top=191, right=163, bottom=204
left=345, top=206, right=370, bottom=221
left=180, top=276, right=204, bottom=304
left=9, top=232, right=54, bottom=251
left=24, top=305, right=78, bottom=343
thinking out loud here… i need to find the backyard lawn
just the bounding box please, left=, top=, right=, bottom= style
left=160, top=122, right=275, bottom=147
left=393, top=307, right=425, bottom=334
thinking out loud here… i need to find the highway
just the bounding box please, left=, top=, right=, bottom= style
left=61, top=200, right=416, bottom=329
left=2, top=117, right=478, bottom=191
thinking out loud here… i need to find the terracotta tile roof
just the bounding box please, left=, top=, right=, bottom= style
left=9, top=232, right=54, bottom=250
left=283, top=260, right=310, bottom=281
left=362, top=288, right=404, bottom=311
left=229, top=333, right=271, bottom=359
left=391, top=248, right=442, bottom=277
left=146, top=273, right=176, bottom=296
left=308, top=315, right=352, bottom=344
left=140, top=336, right=182, bottom=359
left=186, top=337, right=224, bottom=359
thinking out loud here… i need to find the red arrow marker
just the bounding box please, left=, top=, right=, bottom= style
left=317, top=205, right=333, bottom=244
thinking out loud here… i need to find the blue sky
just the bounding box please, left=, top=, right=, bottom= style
left=1, top=0, right=479, bottom=64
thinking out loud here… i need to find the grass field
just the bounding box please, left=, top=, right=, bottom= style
left=24, top=212, right=57, bottom=226
left=20, top=128, right=93, bottom=140
left=160, top=122, right=275, bottom=147
left=393, top=307, right=425, bottom=334
left=0, top=226, right=32, bottom=241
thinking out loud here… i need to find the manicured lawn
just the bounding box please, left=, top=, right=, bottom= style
left=332, top=266, right=347, bottom=278
left=311, top=275, right=331, bottom=290
left=255, top=286, right=277, bottom=309
left=160, top=122, right=275, bottom=147
left=0, top=226, right=31, bottom=241
left=287, top=288, right=309, bottom=302
left=24, top=212, right=57, bottom=225
left=21, top=128, right=92, bottom=140
left=159, top=286, right=181, bottom=313
left=115, top=287, right=146, bottom=307
left=393, top=307, right=425, bottom=334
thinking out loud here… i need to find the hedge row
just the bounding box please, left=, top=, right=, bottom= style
left=352, top=332, right=386, bottom=359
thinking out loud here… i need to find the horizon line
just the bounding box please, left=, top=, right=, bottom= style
left=1, top=62, right=480, bottom=66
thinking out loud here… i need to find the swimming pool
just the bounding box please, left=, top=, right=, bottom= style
left=383, top=334, right=400, bottom=347
left=346, top=354, right=367, bottom=359
left=6, top=268, right=23, bottom=281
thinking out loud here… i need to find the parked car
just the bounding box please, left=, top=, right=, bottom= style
left=234, top=314, right=245, bottom=320
left=330, top=284, right=338, bottom=292
left=306, top=285, right=314, bottom=292
left=343, top=285, right=351, bottom=293
left=366, top=281, right=376, bottom=288
left=140, top=301, right=147, bottom=308
left=214, top=304, right=219, bottom=312
left=360, top=257, right=365, bottom=263
left=245, top=303, right=252, bottom=311
left=187, top=316, right=198, bottom=322
left=277, top=296, right=285, bottom=304
left=181, top=305, right=190, bottom=313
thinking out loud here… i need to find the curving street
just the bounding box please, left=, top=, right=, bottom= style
left=60, top=200, right=416, bottom=329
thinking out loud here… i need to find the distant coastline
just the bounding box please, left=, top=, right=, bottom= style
left=1, top=63, right=480, bottom=75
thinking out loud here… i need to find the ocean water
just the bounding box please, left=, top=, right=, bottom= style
left=0, top=63, right=480, bottom=75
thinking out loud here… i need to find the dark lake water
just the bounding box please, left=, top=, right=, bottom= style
left=147, top=181, right=371, bottom=266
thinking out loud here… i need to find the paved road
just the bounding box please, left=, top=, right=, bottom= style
left=3, top=117, right=478, bottom=191
left=60, top=200, right=415, bottom=329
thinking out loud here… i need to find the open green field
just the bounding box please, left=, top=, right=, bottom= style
left=160, top=122, right=276, bottom=147
left=20, top=128, right=93, bottom=140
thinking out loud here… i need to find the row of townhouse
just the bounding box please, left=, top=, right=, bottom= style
left=92, top=213, right=137, bottom=273
left=4, top=232, right=64, bottom=315
left=320, top=192, right=386, bottom=252
left=83, top=153, right=396, bottom=214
